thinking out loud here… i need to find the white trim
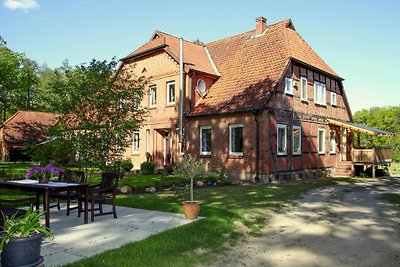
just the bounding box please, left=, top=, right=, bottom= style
left=199, top=126, right=211, bottom=155
left=300, top=76, right=308, bottom=101
left=229, top=124, right=243, bottom=156
left=132, top=131, right=140, bottom=154
left=292, top=125, right=301, bottom=155
left=166, top=81, right=175, bottom=105
left=330, top=130, right=336, bottom=154
left=318, top=128, right=326, bottom=154
left=204, top=47, right=221, bottom=76
left=331, top=92, right=337, bottom=106
left=314, top=81, right=326, bottom=106
left=149, top=85, right=157, bottom=107
left=277, top=124, right=287, bottom=155
left=284, top=77, right=293, bottom=95
left=146, top=129, right=150, bottom=153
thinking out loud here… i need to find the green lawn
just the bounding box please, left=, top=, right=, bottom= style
left=390, top=162, right=400, bottom=174
left=381, top=193, right=400, bottom=205
left=0, top=163, right=369, bottom=266
left=63, top=177, right=362, bottom=267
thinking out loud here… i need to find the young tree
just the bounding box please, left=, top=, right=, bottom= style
left=354, top=106, right=400, bottom=161
left=57, top=58, right=148, bottom=171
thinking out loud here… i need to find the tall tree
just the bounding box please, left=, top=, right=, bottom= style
left=0, top=37, right=24, bottom=122
left=0, top=36, right=39, bottom=122
left=56, top=58, right=148, bottom=171
left=353, top=106, right=400, bottom=161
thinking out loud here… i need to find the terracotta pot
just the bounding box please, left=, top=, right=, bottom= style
left=182, top=201, right=201, bottom=220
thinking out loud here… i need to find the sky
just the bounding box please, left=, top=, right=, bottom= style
left=1, top=0, right=399, bottom=113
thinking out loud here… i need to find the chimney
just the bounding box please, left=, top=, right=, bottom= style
left=255, top=17, right=267, bottom=35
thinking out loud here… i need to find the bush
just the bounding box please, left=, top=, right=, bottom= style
left=140, top=161, right=155, bottom=175
left=120, top=160, right=133, bottom=172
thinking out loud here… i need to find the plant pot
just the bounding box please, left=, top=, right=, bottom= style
left=1, top=233, right=45, bottom=267
left=182, top=201, right=201, bottom=220
left=38, top=176, right=49, bottom=184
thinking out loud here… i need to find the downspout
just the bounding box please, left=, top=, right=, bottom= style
left=179, top=38, right=184, bottom=151
left=254, top=111, right=260, bottom=182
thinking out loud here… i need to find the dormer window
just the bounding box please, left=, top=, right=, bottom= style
left=197, top=79, right=207, bottom=96
left=284, top=77, right=293, bottom=95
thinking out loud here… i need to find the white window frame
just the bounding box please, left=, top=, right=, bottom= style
left=166, top=81, right=175, bottom=105
left=132, top=131, right=140, bottom=154
left=146, top=129, right=150, bottom=153
left=199, top=126, right=211, bottom=155
left=330, top=130, right=336, bottom=154
left=277, top=124, right=287, bottom=156
left=314, top=81, right=326, bottom=106
left=300, top=77, right=308, bottom=101
left=133, top=91, right=141, bottom=109
left=318, top=128, right=326, bottom=154
left=229, top=124, right=243, bottom=156
left=331, top=92, right=337, bottom=106
left=292, top=125, right=302, bottom=155
left=284, top=77, right=293, bottom=95
left=149, top=85, right=157, bottom=107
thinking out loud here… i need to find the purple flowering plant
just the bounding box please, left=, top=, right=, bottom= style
left=26, top=164, right=64, bottom=179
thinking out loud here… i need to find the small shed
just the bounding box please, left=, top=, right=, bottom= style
left=0, top=111, right=58, bottom=161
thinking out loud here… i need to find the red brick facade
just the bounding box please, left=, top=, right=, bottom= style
left=121, top=17, right=353, bottom=181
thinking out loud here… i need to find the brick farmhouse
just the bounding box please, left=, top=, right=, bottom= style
left=119, top=17, right=383, bottom=181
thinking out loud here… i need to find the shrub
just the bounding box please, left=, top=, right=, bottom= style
left=140, top=161, right=155, bottom=175
left=120, top=160, right=133, bottom=172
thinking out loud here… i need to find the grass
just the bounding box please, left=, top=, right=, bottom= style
left=0, top=163, right=367, bottom=266
left=63, top=177, right=360, bottom=267
left=390, top=162, right=400, bottom=174
left=381, top=193, right=400, bottom=205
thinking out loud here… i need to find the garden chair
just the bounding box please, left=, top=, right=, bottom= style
left=80, top=172, right=119, bottom=222
left=0, top=197, right=36, bottom=227
left=50, top=170, right=85, bottom=216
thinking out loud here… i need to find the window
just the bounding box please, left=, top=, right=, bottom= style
left=229, top=124, right=243, bottom=156
left=199, top=126, right=211, bottom=155
left=314, top=81, right=326, bottom=105
left=318, top=128, right=326, bottom=154
left=149, top=85, right=156, bottom=107
left=330, top=130, right=336, bottom=154
left=133, top=91, right=141, bottom=109
left=119, top=97, right=126, bottom=111
left=300, top=77, right=308, bottom=101
left=132, top=132, right=139, bottom=153
left=292, top=126, right=301, bottom=155
left=146, top=129, right=150, bottom=153
left=167, top=81, right=175, bottom=104
left=277, top=124, right=287, bottom=155
left=331, top=92, right=337, bottom=106
left=284, top=77, right=293, bottom=95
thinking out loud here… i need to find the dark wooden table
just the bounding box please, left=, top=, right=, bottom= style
left=0, top=179, right=88, bottom=228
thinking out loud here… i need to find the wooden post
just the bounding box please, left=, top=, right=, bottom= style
left=372, top=147, right=376, bottom=179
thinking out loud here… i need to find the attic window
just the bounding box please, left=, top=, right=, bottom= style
left=245, top=35, right=254, bottom=40
left=197, top=79, right=207, bottom=96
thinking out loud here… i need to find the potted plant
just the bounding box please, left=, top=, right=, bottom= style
left=26, top=163, right=64, bottom=183
left=174, top=154, right=205, bottom=219
left=0, top=208, right=53, bottom=267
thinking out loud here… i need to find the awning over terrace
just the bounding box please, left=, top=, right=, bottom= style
left=327, top=119, right=396, bottom=136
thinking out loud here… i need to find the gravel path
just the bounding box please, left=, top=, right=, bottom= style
left=211, top=176, right=400, bottom=267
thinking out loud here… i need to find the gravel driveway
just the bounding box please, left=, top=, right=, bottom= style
left=212, top=176, right=400, bottom=267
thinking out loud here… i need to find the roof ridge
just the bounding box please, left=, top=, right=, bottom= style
left=207, top=29, right=254, bottom=45
left=156, top=30, right=206, bottom=47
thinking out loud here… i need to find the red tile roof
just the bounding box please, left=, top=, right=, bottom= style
left=123, top=19, right=340, bottom=116
left=123, top=31, right=219, bottom=76
left=190, top=19, right=339, bottom=115
left=0, top=111, right=58, bottom=145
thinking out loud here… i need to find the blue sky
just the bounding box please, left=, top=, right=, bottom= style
left=1, top=0, right=399, bottom=113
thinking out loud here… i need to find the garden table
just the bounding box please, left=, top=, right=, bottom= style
left=0, top=179, right=88, bottom=228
